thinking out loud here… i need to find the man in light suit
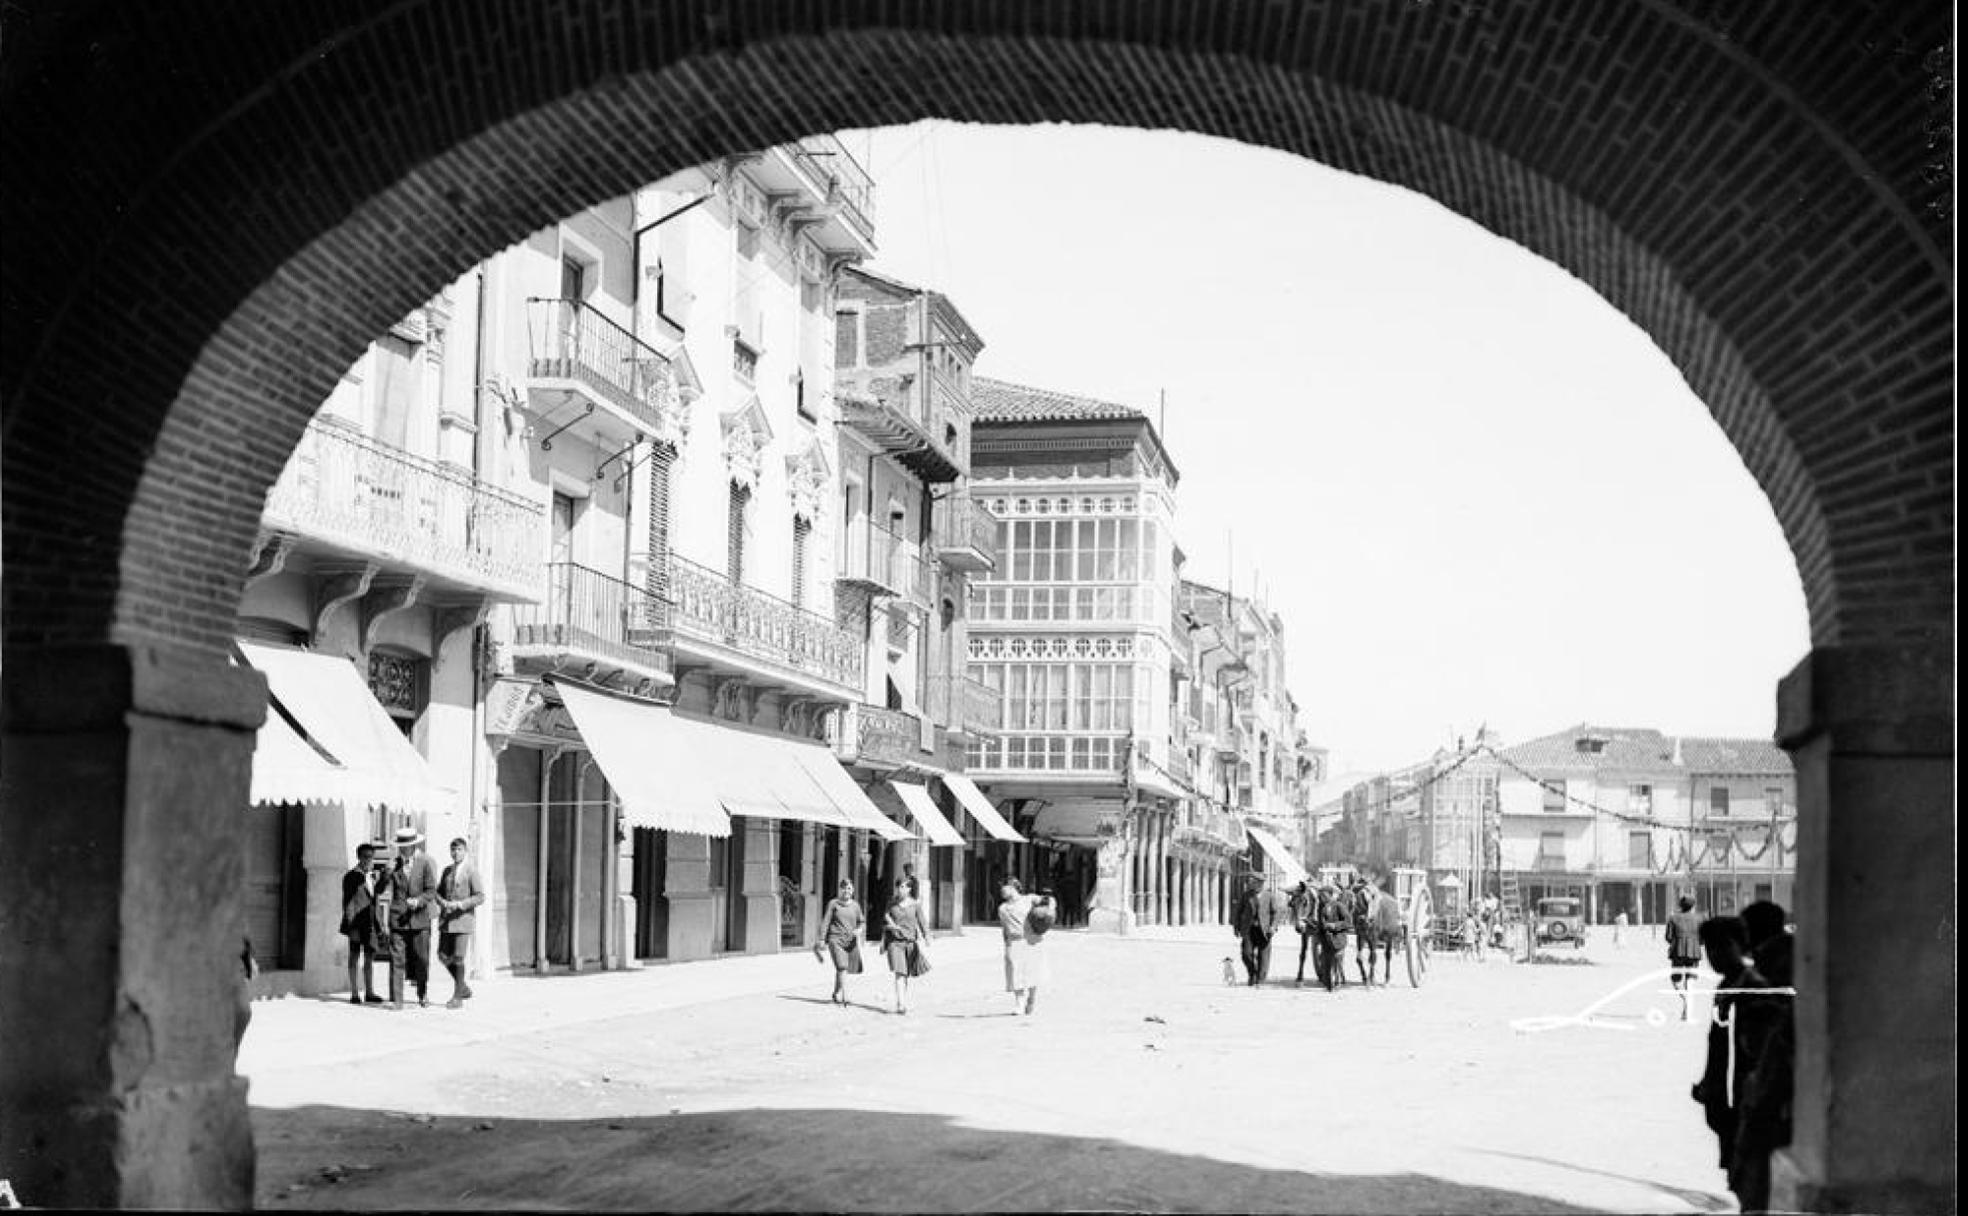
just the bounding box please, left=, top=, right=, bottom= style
left=437, top=837, right=486, bottom=1010
left=387, top=826, right=441, bottom=1009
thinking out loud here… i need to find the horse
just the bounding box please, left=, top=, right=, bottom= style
left=1293, top=884, right=1354, bottom=991
left=1352, top=885, right=1406, bottom=986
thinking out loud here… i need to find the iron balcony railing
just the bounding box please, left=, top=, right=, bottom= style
left=931, top=494, right=999, bottom=568
left=525, top=298, right=680, bottom=437
left=838, top=519, right=930, bottom=606
left=263, top=418, right=545, bottom=595
left=511, top=562, right=674, bottom=674
left=788, top=134, right=875, bottom=241
left=668, top=554, right=863, bottom=692
left=928, top=673, right=1003, bottom=738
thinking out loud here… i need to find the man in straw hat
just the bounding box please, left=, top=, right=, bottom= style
left=386, top=826, right=442, bottom=1010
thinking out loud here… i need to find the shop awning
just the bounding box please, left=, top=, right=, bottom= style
left=682, top=720, right=849, bottom=828
left=238, top=642, right=450, bottom=814
left=941, top=773, right=1025, bottom=843
left=887, top=781, right=966, bottom=848
left=250, top=707, right=347, bottom=807
left=552, top=683, right=731, bottom=838
left=792, top=749, right=914, bottom=842
left=1244, top=823, right=1309, bottom=886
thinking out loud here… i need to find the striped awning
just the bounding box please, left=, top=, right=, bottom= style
left=239, top=642, right=451, bottom=814
left=1244, top=823, right=1310, bottom=887
left=887, top=781, right=966, bottom=847
left=941, top=773, right=1025, bottom=843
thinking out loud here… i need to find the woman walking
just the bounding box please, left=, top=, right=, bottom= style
left=882, top=878, right=932, bottom=1014
left=997, top=877, right=1053, bottom=1016
left=815, top=880, right=865, bottom=1005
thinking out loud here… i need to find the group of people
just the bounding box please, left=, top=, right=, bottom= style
left=1667, top=895, right=1795, bottom=1214
left=340, top=827, right=485, bottom=1010
left=816, top=875, right=1055, bottom=1015
left=1230, top=872, right=1388, bottom=987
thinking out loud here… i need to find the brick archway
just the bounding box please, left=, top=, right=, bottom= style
left=1, top=3, right=1951, bottom=1209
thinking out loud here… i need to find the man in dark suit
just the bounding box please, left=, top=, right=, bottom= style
left=437, top=837, right=486, bottom=1010
left=1231, top=874, right=1292, bottom=986
left=340, top=842, right=385, bottom=1005
left=1666, top=894, right=1704, bottom=1020
left=387, top=826, right=441, bottom=1009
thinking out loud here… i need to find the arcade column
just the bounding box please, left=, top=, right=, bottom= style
left=1771, top=644, right=1953, bottom=1214
left=1, top=644, right=262, bottom=1208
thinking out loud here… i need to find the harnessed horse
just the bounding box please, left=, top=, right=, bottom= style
left=1292, top=884, right=1355, bottom=991
left=1351, top=884, right=1406, bottom=986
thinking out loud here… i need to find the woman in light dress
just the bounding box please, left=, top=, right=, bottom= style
left=997, top=877, right=1053, bottom=1016
left=815, top=880, right=865, bottom=1005
left=881, top=878, right=932, bottom=1015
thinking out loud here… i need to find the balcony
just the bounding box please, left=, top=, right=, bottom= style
left=929, top=673, right=1002, bottom=739
left=510, top=562, right=674, bottom=688
left=668, top=554, right=863, bottom=695
left=1533, top=854, right=1574, bottom=872
left=835, top=702, right=928, bottom=768
left=262, top=418, right=545, bottom=600
left=736, top=135, right=876, bottom=259
left=525, top=298, right=684, bottom=445
left=835, top=389, right=963, bottom=484
left=931, top=494, right=999, bottom=572
left=837, top=519, right=930, bottom=607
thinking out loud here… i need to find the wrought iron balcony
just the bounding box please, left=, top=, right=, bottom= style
left=525, top=298, right=683, bottom=443
left=928, top=673, right=1002, bottom=739
left=510, top=562, right=674, bottom=682
left=787, top=134, right=875, bottom=242
left=835, top=702, right=927, bottom=768
left=837, top=518, right=930, bottom=607
left=931, top=494, right=999, bottom=572
left=667, top=554, right=863, bottom=694
left=262, top=418, right=545, bottom=599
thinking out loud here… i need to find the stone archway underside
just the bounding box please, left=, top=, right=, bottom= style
left=0, top=2, right=1952, bottom=1211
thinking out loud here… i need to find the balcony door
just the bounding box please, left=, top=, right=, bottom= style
left=550, top=492, right=578, bottom=639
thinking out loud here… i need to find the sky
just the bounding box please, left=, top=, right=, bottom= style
left=842, top=121, right=1811, bottom=775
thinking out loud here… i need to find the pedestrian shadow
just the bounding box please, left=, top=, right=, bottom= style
left=254, top=1104, right=1605, bottom=1212
left=1474, top=1150, right=1732, bottom=1212
left=774, top=994, right=891, bottom=1016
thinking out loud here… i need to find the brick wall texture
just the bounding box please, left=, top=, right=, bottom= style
left=0, top=0, right=1952, bottom=656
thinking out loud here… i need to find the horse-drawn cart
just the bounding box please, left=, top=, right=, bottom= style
left=1389, top=867, right=1433, bottom=987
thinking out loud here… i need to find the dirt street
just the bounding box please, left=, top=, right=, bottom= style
left=245, top=927, right=1735, bottom=1212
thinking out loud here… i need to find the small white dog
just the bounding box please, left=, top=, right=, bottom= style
left=1222, top=956, right=1241, bottom=986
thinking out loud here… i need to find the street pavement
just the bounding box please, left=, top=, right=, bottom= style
left=244, top=925, right=1737, bottom=1212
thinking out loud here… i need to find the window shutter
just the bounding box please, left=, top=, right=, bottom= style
left=645, top=445, right=675, bottom=600
left=791, top=516, right=811, bottom=609
left=727, top=483, right=751, bottom=583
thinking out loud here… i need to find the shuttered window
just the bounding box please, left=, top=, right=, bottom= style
left=727, top=482, right=751, bottom=583
left=646, top=445, right=675, bottom=599
left=791, top=515, right=811, bottom=609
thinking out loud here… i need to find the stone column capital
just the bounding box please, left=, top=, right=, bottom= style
left=1776, top=643, right=1954, bottom=755
left=2, top=640, right=268, bottom=734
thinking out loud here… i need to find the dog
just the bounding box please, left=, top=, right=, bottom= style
left=1221, top=957, right=1241, bottom=986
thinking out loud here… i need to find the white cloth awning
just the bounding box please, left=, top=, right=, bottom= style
left=684, top=720, right=849, bottom=828
left=553, top=683, right=731, bottom=838
left=942, top=773, right=1025, bottom=843
left=887, top=781, right=966, bottom=848
left=239, top=642, right=449, bottom=814
left=1244, top=823, right=1309, bottom=887
left=792, top=749, right=914, bottom=842
left=250, top=707, right=346, bottom=807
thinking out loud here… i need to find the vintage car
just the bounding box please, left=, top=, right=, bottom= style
left=1535, top=896, right=1588, bottom=948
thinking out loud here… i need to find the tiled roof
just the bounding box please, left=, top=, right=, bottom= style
left=972, top=377, right=1145, bottom=422
left=1501, top=723, right=1681, bottom=774
left=1676, top=736, right=1793, bottom=775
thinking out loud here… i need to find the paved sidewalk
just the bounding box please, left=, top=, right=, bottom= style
left=241, top=927, right=1012, bottom=1082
